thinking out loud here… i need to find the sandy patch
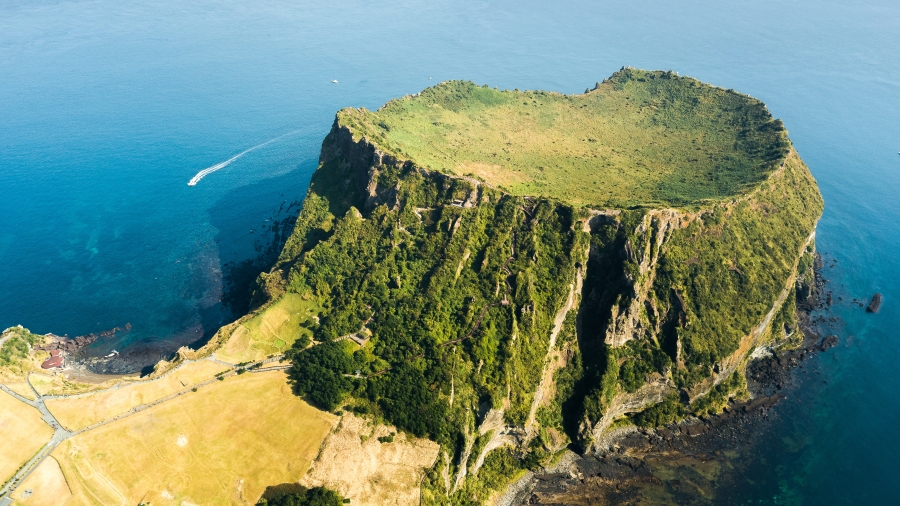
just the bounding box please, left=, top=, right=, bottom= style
left=301, top=413, right=440, bottom=506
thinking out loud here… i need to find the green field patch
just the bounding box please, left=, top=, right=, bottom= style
left=218, top=293, right=323, bottom=364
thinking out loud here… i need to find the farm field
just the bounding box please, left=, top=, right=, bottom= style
left=50, top=371, right=337, bottom=505
left=0, top=391, right=53, bottom=487
left=45, top=359, right=231, bottom=431
left=216, top=293, right=322, bottom=364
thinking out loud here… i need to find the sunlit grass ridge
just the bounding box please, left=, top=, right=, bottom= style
left=338, top=68, right=789, bottom=208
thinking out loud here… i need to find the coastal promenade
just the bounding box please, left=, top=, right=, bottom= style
left=0, top=353, right=286, bottom=503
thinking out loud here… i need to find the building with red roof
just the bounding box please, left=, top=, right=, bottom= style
left=41, top=356, right=64, bottom=369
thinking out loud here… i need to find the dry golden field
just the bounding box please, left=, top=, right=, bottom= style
left=11, top=457, right=72, bottom=506
left=45, top=359, right=231, bottom=431
left=0, top=391, right=54, bottom=486
left=28, top=373, right=109, bottom=398
left=50, top=371, right=336, bottom=505
left=2, top=380, right=37, bottom=400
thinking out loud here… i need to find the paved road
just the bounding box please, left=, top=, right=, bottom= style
left=0, top=381, right=72, bottom=502
left=0, top=354, right=281, bottom=502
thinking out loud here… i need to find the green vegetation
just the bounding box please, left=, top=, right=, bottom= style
left=771, top=287, right=799, bottom=339
left=571, top=151, right=821, bottom=436
left=0, top=327, right=44, bottom=369
left=280, top=147, right=585, bottom=445
left=258, top=486, right=346, bottom=506
left=618, top=338, right=672, bottom=393
left=691, top=371, right=747, bottom=417
left=339, top=68, right=789, bottom=208
left=536, top=313, right=581, bottom=434
left=424, top=448, right=527, bottom=506
left=288, top=341, right=355, bottom=411
left=632, top=393, right=686, bottom=428
left=653, top=152, right=822, bottom=388
left=268, top=69, right=823, bottom=503
left=218, top=292, right=323, bottom=364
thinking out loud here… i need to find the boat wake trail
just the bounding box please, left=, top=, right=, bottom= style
left=187, top=131, right=298, bottom=186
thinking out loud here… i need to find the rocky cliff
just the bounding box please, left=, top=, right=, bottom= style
left=259, top=69, right=823, bottom=503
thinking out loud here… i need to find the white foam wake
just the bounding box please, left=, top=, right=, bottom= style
left=187, top=131, right=297, bottom=186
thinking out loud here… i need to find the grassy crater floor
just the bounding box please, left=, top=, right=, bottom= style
left=338, top=68, right=789, bottom=208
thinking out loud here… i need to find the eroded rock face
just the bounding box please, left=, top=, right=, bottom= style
left=520, top=289, right=838, bottom=506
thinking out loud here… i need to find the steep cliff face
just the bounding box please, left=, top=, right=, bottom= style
left=264, top=70, right=823, bottom=503
left=573, top=151, right=822, bottom=449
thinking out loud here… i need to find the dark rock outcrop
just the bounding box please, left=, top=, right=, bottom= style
left=819, top=335, right=839, bottom=351
left=867, top=293, right=883, bottom=313
left=35, top=324, right=130, bottom=354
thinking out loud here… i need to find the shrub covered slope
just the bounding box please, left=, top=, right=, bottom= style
left=266, top=68, right=823, bottom=504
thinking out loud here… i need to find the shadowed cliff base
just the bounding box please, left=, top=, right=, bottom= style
left=507, top=256, right=840, bottom=505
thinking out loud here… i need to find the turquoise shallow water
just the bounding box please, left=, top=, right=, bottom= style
left=1, top=0, right=898, bottom=502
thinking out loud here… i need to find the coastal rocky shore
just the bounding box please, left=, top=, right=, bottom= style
left=505, top=255, right=839, bottom=505
left=78, top=341, right=175, bottom=375
left=34, top=323, right=130, bottom=354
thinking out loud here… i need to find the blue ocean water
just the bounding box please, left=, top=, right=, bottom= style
left=1, top=0, right=897, bottom=502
